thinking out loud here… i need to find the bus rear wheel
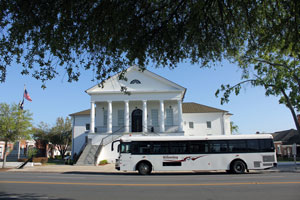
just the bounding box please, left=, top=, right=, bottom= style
left=137, top=162, right=152, bottom=175
left=231, top=160, right=246, bottom=174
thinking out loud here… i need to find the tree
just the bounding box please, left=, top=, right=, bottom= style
left=230, top=122, right=239, bottom=134
left=32, top=122, right=51, bottom=157
left=215, top=1, right=300, bottom=134
left=1, top=1, right=299, bottom=131
left=0, top=103, right=33, bottom=168
left=48, top=117, right=72, bottom=159
left=0, top=0, right=253, bottom=87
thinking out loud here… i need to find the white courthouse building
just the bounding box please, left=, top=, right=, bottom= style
left=70, top=66, right=232, bottom=165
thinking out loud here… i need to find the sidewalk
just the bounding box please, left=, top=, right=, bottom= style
left=2, top=162, right=300, bottom=174
left=6, top=164, right=119, bottom=173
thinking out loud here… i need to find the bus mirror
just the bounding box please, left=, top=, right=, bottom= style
left=117, top=144, right=120, bottom=153
left=111, top=140, right=120, bottom=151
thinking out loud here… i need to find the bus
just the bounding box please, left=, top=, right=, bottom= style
left=112, top=134, right=277, bottom=175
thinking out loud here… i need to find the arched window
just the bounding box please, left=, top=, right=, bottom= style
left=130, top=79, right=141, bottom=84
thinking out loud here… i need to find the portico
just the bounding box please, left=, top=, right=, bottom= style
left=86, top=66, right=186, bottom=135
left=89, top=99, right=184, bottom=134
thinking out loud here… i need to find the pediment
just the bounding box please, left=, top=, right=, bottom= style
left=86, top=66, right=186, bottom=94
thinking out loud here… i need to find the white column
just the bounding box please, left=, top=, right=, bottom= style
left=143, top=100, right=147, bottom=133
left=124, top=100, right=129, bottom=133
left=177, top=100, right=183, bottom=132
left=159, top=100, right=165, bottom=133
left=107, top=101, right=112, bottom=133
left=90, top=101, right=95, bottom=133
left=221, top=113, right=225, bottom=135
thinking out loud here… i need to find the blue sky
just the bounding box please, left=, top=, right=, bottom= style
left=0, top=60, right=296, bottom=134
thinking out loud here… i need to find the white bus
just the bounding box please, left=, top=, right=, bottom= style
left=113, top=134, right=277, bottom=175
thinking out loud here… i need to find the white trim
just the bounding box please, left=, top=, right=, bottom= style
left=107, top=101, right=112, bottom=133
left=124, top=101, right=129, bottom=132
left=90, top=101, right=95, bottom=133
left=143, top=100, right=148, bottom=133
left=85, top=65, right=186, bottom=98
left=178, top=100, right=183, bottom=132
left=120, top=134, right=274, bottom=142
left=159, top=100, right=165, bottom=132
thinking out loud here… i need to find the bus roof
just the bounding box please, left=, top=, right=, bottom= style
left=120, top=134, right=273, bottom=142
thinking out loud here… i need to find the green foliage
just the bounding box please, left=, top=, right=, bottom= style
left=48, top=117, right=72, bottom=159
left=213, top=1, right=300, bottom=133
left=0, top=102, right=33, bottom=168
left=32, top=121, right=51, bottom=143
left=0, top=1, right=299, bottom=132
left=47, top=158, right=65, bottom=165
left=230, top=122, right=239, bottom=134
left=0, top=0, right=254, bottom=87
left=27, top=147, right=37, bottom=158
left=0, top=103, right=33, bottom=142
left=99, top=160, right=108, bottom=165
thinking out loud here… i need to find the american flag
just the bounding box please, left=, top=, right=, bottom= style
left=19, top=99, right=24, bottom=110
left=24, top=89, right=32, bottom=101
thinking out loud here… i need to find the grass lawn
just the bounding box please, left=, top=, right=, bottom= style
left=46, top=159, right=65, bottom=165
left=277, top=157, right=300, bottom=162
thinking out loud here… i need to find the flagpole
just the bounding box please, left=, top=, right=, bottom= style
left=23, top=84, right=25, bottom=101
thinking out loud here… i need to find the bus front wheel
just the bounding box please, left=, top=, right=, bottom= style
left=137, top=162, right=152, bottom=175
left=231, top=160, right=246, bottom=174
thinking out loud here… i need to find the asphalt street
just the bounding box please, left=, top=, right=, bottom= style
left=0, top=171, right=299, bottom=200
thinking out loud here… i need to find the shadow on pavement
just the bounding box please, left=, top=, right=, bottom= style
left=0, top=192, right=72, bottom=200
left=62, top=171, right=262, bottom=176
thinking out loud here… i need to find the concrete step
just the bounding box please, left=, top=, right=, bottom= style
left=76, top=143, right=103, bottom=166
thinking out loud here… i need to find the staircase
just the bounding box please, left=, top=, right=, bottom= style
left=75, top=126, right=159, bottom=166
left=75, top=133, right=123, bottom=166
left=6, top=142, right=27, bottom=162
left=75, top=144, right=98, bottom=165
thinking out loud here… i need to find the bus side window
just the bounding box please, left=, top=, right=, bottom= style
left=190, top=141, right=208, bottom=154
left=228, top=140, right=247, bottom=153
left=247, top=140, right=260, bottom=152
left=152, top=141, right=169, bottom=154
left=169, top=141, right=188, bottom=154
left=132, top=142, right=151, bottom=154
left=259, top=139, right=274, bottom=152
left=209, top=141, right=228, bottom=153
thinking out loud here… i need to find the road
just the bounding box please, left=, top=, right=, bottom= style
left=0, top=171, right=299, bottom=200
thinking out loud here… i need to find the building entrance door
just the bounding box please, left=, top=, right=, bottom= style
left=132, top=109, right=142, bottom=132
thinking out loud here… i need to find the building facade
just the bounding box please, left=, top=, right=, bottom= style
left=70, top=66, right=232, bottom=164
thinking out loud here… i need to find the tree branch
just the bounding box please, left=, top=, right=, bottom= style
left=280, top=87, right=300, bottom=134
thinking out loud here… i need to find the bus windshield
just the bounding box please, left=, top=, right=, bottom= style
left=120, top=142, right=131, bottom=153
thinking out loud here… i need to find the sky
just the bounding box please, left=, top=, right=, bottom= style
left=0, top=60, right=296, bottom=134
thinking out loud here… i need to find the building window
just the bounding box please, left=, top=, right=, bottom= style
left=86, top=124, right=90, bottom=131
left=118, top=109, right=124, bottom=127
left=151, top=109, right=158, bottom=126
left=130, top=79, right=141, bottom=84
left=189, top=122, right=194, bottom=129
left=103, top=110, right=107, bottom=126
left=166, top=108, right=173, bottom=126
left=206, top=121, right=212, bottom=129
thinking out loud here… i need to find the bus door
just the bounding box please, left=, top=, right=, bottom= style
left=119, top=142, right=132, bottom=170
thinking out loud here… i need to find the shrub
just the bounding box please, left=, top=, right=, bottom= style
left=99, top=160, right=108, bottom=165
left=27, top=148, right=38, bottom=158
left=33, top=157, right=48, bottom=164
left=18, top=158, right=28, bottom=162
left=55, top=155, right=62, bottom=159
